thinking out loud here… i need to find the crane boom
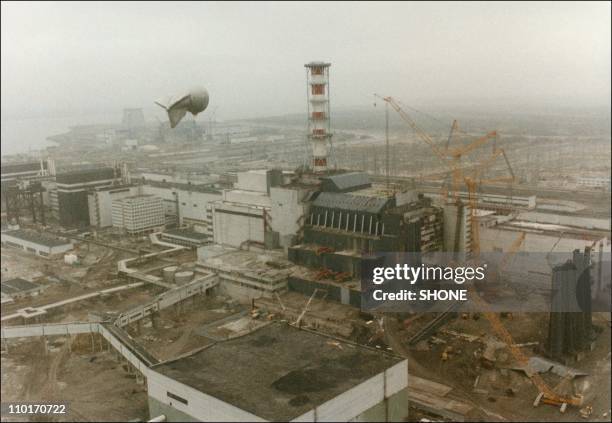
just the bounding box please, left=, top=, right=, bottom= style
left=376, top=93, right=580, bottom=410
left=374, top=95, right=449, bottom=165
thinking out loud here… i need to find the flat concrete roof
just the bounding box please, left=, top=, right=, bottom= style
left=200, top=250, right=294, bottom=282
left=2, top=230, right=71, bottom=248
left=144, top=179, right=221, bottom=195
left=1, top=278, right=41, bottom=295
left=153, top=322, right=402, bottom=421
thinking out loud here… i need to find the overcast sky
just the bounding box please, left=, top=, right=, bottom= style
left=1, top=1, right=610, bottom=121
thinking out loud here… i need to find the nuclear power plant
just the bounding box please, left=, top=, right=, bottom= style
left=2, top=51, right=611, bottom=423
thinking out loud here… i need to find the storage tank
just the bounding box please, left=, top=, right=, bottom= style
left=163, top=266, right=178, bottom=283
left=174, top=271, right=194, bottom=285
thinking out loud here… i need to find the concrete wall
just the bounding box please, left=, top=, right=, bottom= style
left=212, top=203, right=266, bottom=248
left=355, top=389, right=408, bottom=422
left=235, top=170, right=269, bottom=193
left=517, top=211, right=611, bottom=231
left=114, top=274, right=218, bottom=327
left=147, top=370, right=265, bottom=422
left=217, top=276, right=286, bottom=302
left=88, top=186, right=140, bottom=227
left=292, top=359, right=408, bottom=422
left=178, top=190, right=222, bottom=226
left=270, top=187, right=308, bottom=247
left=142, top=184, right=222, bottom=227
left=224, top=190, right=272, bottom=208
left=442, top=203, right=471, bottom=253
left=480, top=226, right=610, bottom=291
left=480, top=226, right=608, bottom=256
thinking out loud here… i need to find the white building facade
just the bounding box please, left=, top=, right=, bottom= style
left=112, top=195, right=165, bottom=234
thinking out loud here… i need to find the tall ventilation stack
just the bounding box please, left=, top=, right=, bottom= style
left=305, top=61, right=332, bottom=173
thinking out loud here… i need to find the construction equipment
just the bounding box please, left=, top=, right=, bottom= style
left=314, top=268, right=334, bottom=280
left=377, top=94, right=581, bottom=410
left=498, top=231, right=526, bottom=274
left=316, top=246, right=335, bottom=255
left=470, top=284, right=583, bottom=410
left=374, top=94, right=498, bottom=201
left=294, top=288, right=320, bottom=327
left=464, top=162, right=581, bottom=410
left=463, top=146, right=516, bottom=256
left=465, top=194, right=581, bottom=410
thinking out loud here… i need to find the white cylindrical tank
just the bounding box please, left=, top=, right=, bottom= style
left=174, top=271, right=194, bottom=285
left=163, top=266, right=178, bottom=283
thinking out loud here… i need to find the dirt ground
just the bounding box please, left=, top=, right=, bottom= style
left=1, top=241, right=167, bottom=326
left=1, top=336, right=148, bottom=422
left=125, top=294, right=244, bottom=362
left=399, top=312, right=612, bottom=422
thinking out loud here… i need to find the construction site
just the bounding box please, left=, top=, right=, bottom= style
left=1, top=3, right=611, bottom=420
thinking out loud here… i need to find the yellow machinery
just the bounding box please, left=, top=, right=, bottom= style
left=378, top=94, right=583, bottom=411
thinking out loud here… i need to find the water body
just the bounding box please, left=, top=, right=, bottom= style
left=1, top=113, right=121, bottom=157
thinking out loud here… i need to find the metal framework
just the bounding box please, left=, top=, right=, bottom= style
left=2, top=181, right=46, bottom=225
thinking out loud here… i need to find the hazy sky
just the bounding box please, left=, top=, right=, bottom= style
left=1, top=1, right=610, bottom=121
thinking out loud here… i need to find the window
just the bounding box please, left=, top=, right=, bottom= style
left=167, top=391, right=188, bottom=405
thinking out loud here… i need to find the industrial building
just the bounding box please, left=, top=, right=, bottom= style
left=1, top=278, right=45, bottom=302
left=0, top=159, right=54, bottom=184
left=208, top=169, right=282, bottom=248
left=197, top=246, right=292, bottom=300
left=111, top=194, right=165, bottom=235
left=141, top=180, right=222, bottom=231
left=1, top=160, right=55, bottom=224
left=53, top=167, right=119, bottom=227
left=0, top=229, right=73, bottom=258
left=576, top=176, right=611, bottom=190
left=161, top=228, right=208, bottom=248
left=88, top=184, right=141, bottom=228
left=148, top=322, right=408, bottom=422
left=1, top=56, right=610, bottom=423
left=122, top=108, right=146, bottom=136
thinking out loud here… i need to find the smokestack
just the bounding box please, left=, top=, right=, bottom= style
left=305, top=61, right=332, bottom=173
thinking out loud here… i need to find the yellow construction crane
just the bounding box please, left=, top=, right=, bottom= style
left=464, top=147, right=515, bottom=255
left=498, top=231, right=526, bottom=273
left=376, top=94, right=582, bottom=411
left=465, top=168, right=582, bottom=410
left=463, top=146, right=581, bottom=410
left=374, top=94, right=498, bottom=201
